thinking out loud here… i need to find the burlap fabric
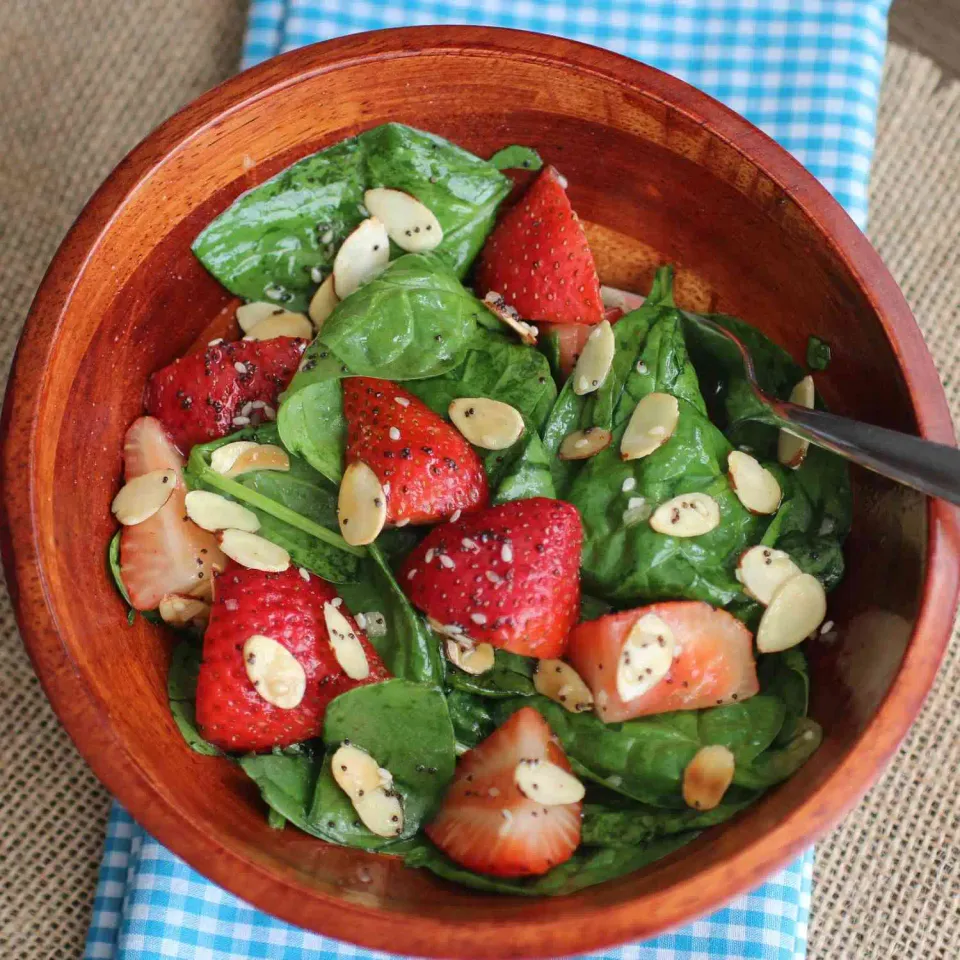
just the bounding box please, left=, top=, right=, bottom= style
left=0, top=1, right=956, bottom=956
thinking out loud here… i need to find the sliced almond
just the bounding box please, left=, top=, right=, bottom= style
left=621, top=392, right=680, bottom=461
left=244, top=310, right=313, bottom=341
left=185, top=490, right=260, bottom=533
left=616, top=613, right=675, bottom=702
left=333, top=217, right=390, bottom=299
left=210, top=441, right=259, bottom=475
left=308, top=273, right=339, bottom=330
left=572, top=320, right=615, bottom=395
left=600, top=285, right=646, bottom=313
left=427, top=617, right=468, bottom=640
left=558, top=426, right=612, bottom=460
left=242, top=634, right=306, bottom=709
left=533, top=660, right=594, bottom=713
left=728, top=451, right=782, bottom=515
left=649, top=493, right=720, bottom=537
left=338, top=461, right=386, bottom=546
left=736, top=545, right=802, bottom=605
left=514, top=758, right=585, bottom=805
left=444, top=639, right=495, bottom=676
left=331, top=743, right=404, bottom=838
left=158, top=594, right=210, bottom=630
left=218, top=529, right=290, bottom=572
left=111, top=469, right=177, bottom=525
left=683, top=745, right=735, bottom=811
left=222, top=443, right=291, bottom=478
left=236, top=301, right=290, bottom=334
left=482, top=291, right=538, bottom=345
left=323, top=602, right=370, bottom=680
left=363, top=187, right=443, bottom=253
left=757, top=572, right=827, bottom=653
left=448, top=397, right=525, bottom=450
left=778, top=375, right=815, bottom=469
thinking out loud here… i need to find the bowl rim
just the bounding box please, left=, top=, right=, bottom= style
left=3, top=25, right=959, bottom=958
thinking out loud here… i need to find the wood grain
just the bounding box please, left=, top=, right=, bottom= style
left=1, top=26, right=957, bottom=958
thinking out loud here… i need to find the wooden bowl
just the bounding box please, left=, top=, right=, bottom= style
left=2, top=27, right=958, bottom=958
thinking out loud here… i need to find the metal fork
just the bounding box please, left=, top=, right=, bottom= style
left=683, top=312, right=960, bottom=507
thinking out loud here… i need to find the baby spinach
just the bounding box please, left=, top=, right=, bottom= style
left=445, top=651, right=535, bottom=699
left=307, top=680, right=456, bottom=849
left=758, top=649, right=809, bottom=744
left=239, top=744, right=325, bottom=837
left=444, top=689, right=497, bottom=752
left=488, top=145, right=543, bottom=171
left=193, top=124, right=511, bottom=310
left=489, top=431, right=556, bottom=504
left=733, top=717, right=822, bottom=790
left=276, top=379, right=345, bottom=484
left=405, top=831, right=698, bottom=895
left=168, top=640, right=220, bottom=756
left=806, top=335, right=832, bottom=371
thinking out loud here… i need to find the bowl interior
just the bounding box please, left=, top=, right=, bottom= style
left=14, top=29, right=952, bottom=957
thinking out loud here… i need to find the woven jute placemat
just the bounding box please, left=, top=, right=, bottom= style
left=0, top=1, right=957, bottom=956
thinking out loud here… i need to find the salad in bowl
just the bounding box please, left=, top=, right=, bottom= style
left=107, top=123, right=849, bottom=895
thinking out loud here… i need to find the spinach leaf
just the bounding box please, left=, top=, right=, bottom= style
left=579, top=593, right=612, bottom=622
left=444, top=689, right=496, bottom=752
left=193, top=124, right=510, bottom=310
left=184, top=425, right=364, bottom=583
left=806, top=335, right=832, bottom=371
left=758, top=649, right=810, bottom=744
left=488, top=145, right=543, bottom=171
left=276, top=378, right=345, bottom=484
left=581, top=796, right=756, bottom=847
left=490, top=431, right=556, bottom=504
left=239, top=744, right=325, bottom=837
left=337, top=546, right=443, bottom=685
left=307, top=680, right=456, bottom=849
left=733, top=717, right=822, bottom=790
left=167, top=641, right=219, bottom=756
left=445, top=651, right=535, bottom=699
left=696, top=696, right=785, bottom=764
left=405, top=831, right=697, bottom=895
left=267, top=808, right=287, bottom=830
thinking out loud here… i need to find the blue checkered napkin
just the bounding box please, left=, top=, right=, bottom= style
left=85, top=2, right=889, bottom=957
left=245, top=0, right=891, bottom=230
left=87, top=805, right=812, bottom=960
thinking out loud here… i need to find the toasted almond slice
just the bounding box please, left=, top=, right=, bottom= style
left=514, top=758, right=585, bottom=805
left=482, top=291, right=538, bottom=345
left=158, top=594, right=211, bottom=630
left=308, top=273, right=339, bottom=330
left=621, top=392, right=680, bottom=461
left=111, top=469, right=177, bottom=525
left=236, top=301, right=290, bottom=334
left=757, top=572, right=827, bottom=652
left=778, top=375, right=815, bottom=469
left=445, top=639, right=495, bottom=675
left=600, top=285, right=646, bottom=312
left=185, top=490, right=260, bottom=533
left=533, top=660, right=594, bottom=713
left=210, top=441, right=259, bottom=475
left=244, top=310, right=313, bottom=341
left=323, top=601, right=370, bottom=680
left=331, top=743, right=384, bottom=797
left=218, top=529, right=290, bottom=572
left=558, top=426, right=612, bottom=460
left=683, top=745, right=735, bottom=811
left=353, top=787, right=405, bottom=837
left=338, top=461, right=387, bottom=546
left=363, top=187, right=443, bottom=253
left=572, top=320, right=615, bottom=395
left=242, top=634, right=306, bottom=709
left=448, top=397, right=525, bottom=450
left=333, top=217, right=390, bottom=299
left=616, top=613, right=675, bottom=701
left=649, top=493, right=720, bottom=537
left=736, top=545, right=802, bottom=605
left=728, top=451, right=782, bottom=515
left=224, top=443, right=291, bottom=478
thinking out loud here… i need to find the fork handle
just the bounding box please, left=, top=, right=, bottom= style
left=776, top=403, right=960, bottom=507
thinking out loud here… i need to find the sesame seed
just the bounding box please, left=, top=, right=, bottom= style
left=232, top=416, right=250, bottom=426
left=622, top=476, right=637, bottom=493
left=425, top=549, right=435, bottom=563
left=470, top=612, right=487, bottom=625
left=234, top=362, right=248, bottom=374
left=485, top=571, right=502, bottom=584
left=501, top=544, right=513, bottom=563
left=440, top=555, right=456, bottom=569
left=298, top=567, right=310, bottom=582
left=389, top=427, right=401, bottom=440
left=395, top=396, right=410, bottom=407
left=331, top=597, right=343, bottom=608
left=395, top=518, right=410, bottom=527
left=488, top=787, right=500, bottom=797
left=407, top=568, right=418, bottom=580
left=820, top=620, right=835, bottom=634
left=450, top=509, right=462, bottom=522
left=208, top=338, right=223, bottom=346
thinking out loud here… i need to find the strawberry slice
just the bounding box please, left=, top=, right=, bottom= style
left=145, top=337, right=307, bottom=453
left=343, top=376, right=488, bottom=526
left=195, top=562, right=390, bottom=752
left=474, top=166, right=604, bottom=327
left=118, top=416, right=225, bottom=610
left=539, top=305, right=632, bottom=381
left=426, top=706, right=582, bottom=877
left=566, top=601, right=760, bottom=723
left=399, top=497, right=581, bottom=658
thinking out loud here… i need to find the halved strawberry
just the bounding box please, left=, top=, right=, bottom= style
left=343, top=376, right=488, bottom=526
left=118, top=416, right=225, bottom=610
left=145, top=337, right=307, bottom=453
left=195, top=562, right=390, bottom=752
left=426, top=706, right=582, bottom=877
left=474, top=166, right=604, bottom=327
left=566, top=601, right=759, bottom=723
left=539, top=302, right=637, bottom=381
left=399, top=497, right=581, bottom=658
